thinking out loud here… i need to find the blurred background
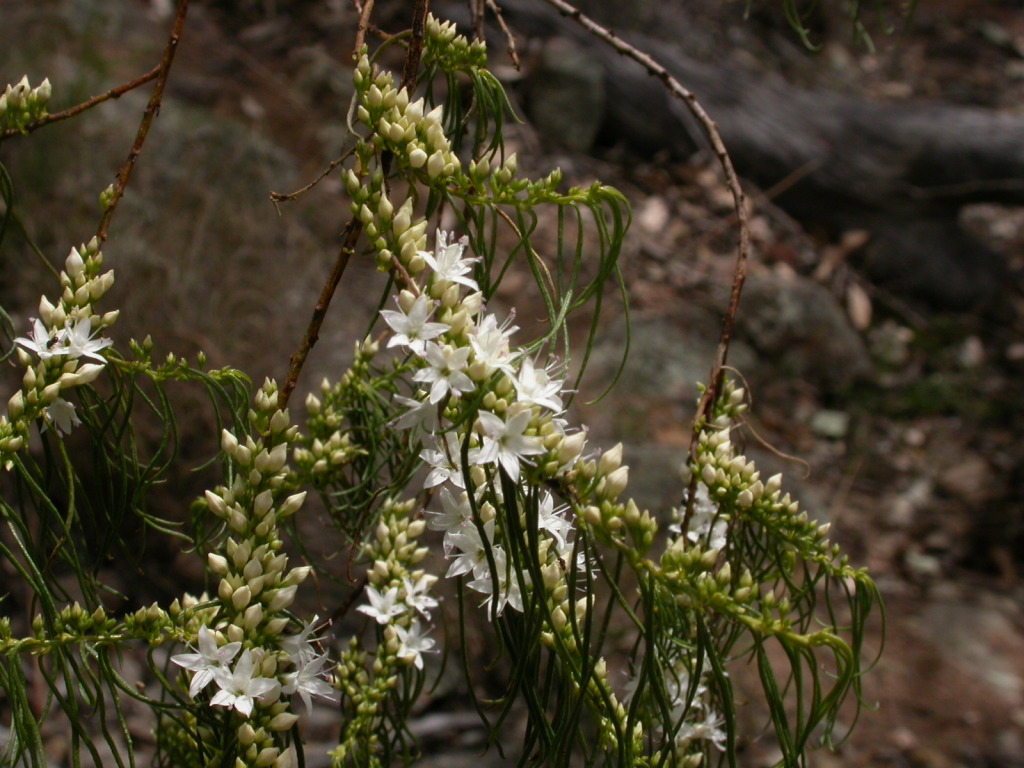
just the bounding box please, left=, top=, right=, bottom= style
left=1, top=0, right=1023, bottom=765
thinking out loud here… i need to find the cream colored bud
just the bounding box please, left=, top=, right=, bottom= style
left=267, top=584, right=298, bottom=612
left=65, top=249, right=85, bottom=280
left=603, top=466, right=629, bottom=499
left=60, top=363, right=104, bottom=388
left=268, top=712, right=299, bottom=732
left=701, top=462, right=717, bottom=486
left=238, top=723, right=257, bottom=746
left=598, top=443, right=623, bottom=475
left=208, top=553, right=229, bottom=575
left=737, top=489, right=753, bottom=508
left=426, top=150, right=445, bottom=179
left=232, top=585, right=252, bottom=610
left=228, top=507, right=248, bottom=533
left=277, top=492, right=305, bottom=519
left=253, top=489, right=274, bottom=518
left=255, top=747, right=280, bottom=767
left=41, top=382, right=62, bottom=404
left=243, top=603, right=264, bottom=629
left=7, top=391, right=25, bottom=419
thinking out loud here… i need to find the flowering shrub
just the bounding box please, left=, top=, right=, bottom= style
left=0, top=6, right=879, bottom=768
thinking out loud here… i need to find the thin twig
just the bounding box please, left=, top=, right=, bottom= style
left=401, top=0, right=431, bottom=91
left=279, top=221, right=358, bottom=409
left=471, top=0, right=487, bottom=43
left=354, top=0, right=376, bottom=55
left=486, top=0, right=522, bottom=70
left=95, top=0, right=190, bottom=244
left=270, top=146, right=357, bottom=205
left=538, top=0, right=751, bottom=524
left=277, top=1, right=433, bottom=414
left=0, top=67, right=162, bottom=144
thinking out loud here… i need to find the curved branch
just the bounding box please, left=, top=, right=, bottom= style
left=0, top=67, right=162, bottom=144
left=95, top=0, right=190, bottom=244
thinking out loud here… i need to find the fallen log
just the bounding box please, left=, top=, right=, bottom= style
left=453, top=1, right=1024, bottom=312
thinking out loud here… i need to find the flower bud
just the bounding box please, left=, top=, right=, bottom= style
left=598, top=443, right=623, bottom=475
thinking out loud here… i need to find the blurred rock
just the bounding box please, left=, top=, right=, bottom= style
left=740, top=269, right=873, bottom=392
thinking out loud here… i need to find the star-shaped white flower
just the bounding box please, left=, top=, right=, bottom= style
left=62, top=317, right=113, bottom=362
left=467, top=547, right=527, bottom=617
left=472, top=408, right=545, bottom=482
left=421, top=230, right=479, bottom=291
left=469, top=312, right=518, bottom=376
left=281, top=652, right=339, bottom=715
left=393, top=619, right=436, bottom=670
left=356, top=585, right=407, bottom=624
left=390, top=393, right=441, bottom=434
left=413, top=343, right=474, bottom=404
left=420, top=431, right=466, bottom=489
left=281, top=615, right=329, bottom=666
left=43, top=398, right=81, bottom=435
left=445, top=519, right=497, bottom=580
left=171, top=625, right=242, bottom=699
left=210, top=649, right=281, bottom=718
left=401, top=574, right=439, bottom=618
left=14, top=318, right=65, bottom=360
left=513, top=357, right=564, bottom=413
left=536, top=491, right=574, bottom=550
left=427, top=488, right=475, bottom=544
left=380, top=294, right=449, bottom=356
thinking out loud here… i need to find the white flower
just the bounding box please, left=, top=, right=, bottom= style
left=513, top=357, right=564, bottom=413
left=427, top=488, right=475, bottom=544
left=393, top=619, right=436, bottom=670
left=210, top=649, right=281, bottom=718
left=14, top=318, right=64, bottom=360
left=171, top=625, right=242, bottom=699
left=413, top=343, right=474, bottom=404
left=677, top=708, right=727, bottom=752
left=356, top=585, right=407, bottom=624
left=281, top=652, right=339, bottom=715
left=469, top=312, right=518, bottom=376
left=380, top=294, right=449, bottom=356
left=422, top=230, right=478, bottom=291
left=536, top=491, right=574, bottom=550
left=472, top=408, right=545, bottom=482
left=445, top=519, right=497, bottom=580
left=62, top=317, right=112, bottom=362
left=420, top=431, right=466, bottom=489
left=467, top=547, right=526, bottom=616
left=281, top=615, right=329, bottom=666
left=43, top=398, right=81, bottom=435
left=671, top=483, right=728, bottom=551
left=390, top=393, right=441, bottom=433
left=401, top=574, right=439, bottom=617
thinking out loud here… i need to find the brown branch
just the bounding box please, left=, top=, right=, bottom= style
left=538, top=0, right=752, bottom=526
left=95, top=0, right=190, bottom=244
left=279, top=221, right=359, bottom=410
left=277, top=0, right=432, bottom=415
left=486, top=0, right=522, bottom=70
left=0, top=67, right=162, bottom=144
left=401, top=0, right=431, bottom=92
left=354, top=0, right=376, bottom=56
left=270, top=146, right=357, bottom=205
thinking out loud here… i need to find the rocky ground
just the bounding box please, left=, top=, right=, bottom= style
left=2, top=0, right=1023, bottom=766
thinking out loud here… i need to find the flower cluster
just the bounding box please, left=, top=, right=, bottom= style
left=0, top=75, right=51, bottom=133
left=165, top=381, right=336, bottom=767
left=423, top=15, right=488, bottom=71
left=2, top=239, right=117, bottom=458
left=333, top=498, right=434, bottom=764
